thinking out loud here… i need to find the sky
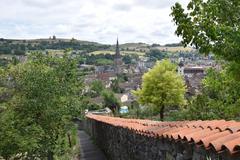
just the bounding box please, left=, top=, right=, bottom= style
left=0, top=0, right=189, bottom=44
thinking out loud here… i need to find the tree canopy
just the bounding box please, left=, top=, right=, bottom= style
left=171, top=0, right=240, bottom=62
left=90, top=80, right=105, bottom=97
left=173, top=67, right=240, bottom=120
left=133, top=60, right=186, bottom=121
left=102, top=90, right=121, bottom=113
left=0, top=53, right=83, bottom=159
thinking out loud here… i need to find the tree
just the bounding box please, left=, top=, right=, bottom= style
left=102, top=90, right=121, bottom=113
left=122, top=55, right=132, bottom=64
left=111, top=78, right=124, bottom=93
left=146, top=49, right=166, bottom=61
left=173, top=67, right=240, bottom=120
left=171, top=0, right=240, bottom=62
left=0, top=53, right=83, bottom=159
left=171, top=0, right=240, bottom=121
left=90, top=80, right=105, bottom=97
left=133, top=60, right=186, bottom=121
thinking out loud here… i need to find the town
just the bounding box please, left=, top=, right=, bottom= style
left=0, top=36, right=217, bottom=115
left=1, top=0, right=240, bottom=160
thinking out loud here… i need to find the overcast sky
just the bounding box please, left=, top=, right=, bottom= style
left=0, top=0, right=189, bottom=44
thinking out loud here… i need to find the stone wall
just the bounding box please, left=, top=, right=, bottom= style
left=84, top=117, right=240, bottom=160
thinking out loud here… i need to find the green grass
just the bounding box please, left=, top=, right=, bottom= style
left=90, top=50, right=115, bottom=55
left=0, top=54, right=14, bottom=59
left=26, top=49, right=65, bottom=56
left=154, top=46, right=194, bottom=52
left=90, top=50, right=145, bottom=56
left=54, top=125, right=80, bottom=160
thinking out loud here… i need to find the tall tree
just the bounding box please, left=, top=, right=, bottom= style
left=133, top=60, right=186, bottom=121
left=0, top=53, right=83, bottom=159
left=102, top=90, right=121, bottom=113
left=111, top=78, right=124, bottom=93
left=171, top=0, right=240, bottom=62
left=90, top=80, right=105, bottom=97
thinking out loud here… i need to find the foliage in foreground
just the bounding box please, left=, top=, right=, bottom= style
left=0, top=53, right=83, bottom=159
left=171, top=0, right=240, bottom=62
left=170, top=0, right=240, bottom=121
left=172, top=67, right=240, bottom=120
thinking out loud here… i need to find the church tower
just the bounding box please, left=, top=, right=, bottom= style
left=114, top=38, right=122, bottom=74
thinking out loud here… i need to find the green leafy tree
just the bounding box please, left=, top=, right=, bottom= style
left=146, top=49, right=167, bottom=61
left=0, top=53, right=83, bottom=159
left=133, top=60, right=186, bottom=121
left=111, top=78, right=124, bottom=93
left=122, top=55, right=132, bottom=64
left=90, top=80, right=105, bottom=97
left=102, top=90, right=121, bottom=113
left=175, top=68, right=240, bottom=120
left=171, top=0, right=240, bottom=121
left=171, top=0, right=240, bottom=62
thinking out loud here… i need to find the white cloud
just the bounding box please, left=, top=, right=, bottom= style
left=0, top=0, right=189, bottom=44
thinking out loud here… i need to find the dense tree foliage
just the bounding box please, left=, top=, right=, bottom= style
left=173, top=67, right=240, bottom=120
left=0, top=39, right=110, bottom=55
left=78, top=54, right=114, bottom=65
left=171, top=0, right=240, bottom=62
left=171, top=0, right=240, bottom=121
left=122, top=55, right=139, bottom=64
left=78, top=53, right=139, bottom=66
left=102, top=90, right=121, bottom=113
left=90, top=80, right=105, bottom=97
left=0, top=53, right=83, bottom=159
left=146, top=49, right=167, bottom=61
left=110, top=78, right=124, bottom=94
left=133, top=60, right=186, bottom=121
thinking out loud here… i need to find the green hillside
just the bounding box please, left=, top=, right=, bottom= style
left=0, top=38, right=195, bottom=56
left=0, top=38, right=111, bottom=55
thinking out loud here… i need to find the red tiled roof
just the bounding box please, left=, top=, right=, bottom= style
left=86, top=114, right=240, bottom=155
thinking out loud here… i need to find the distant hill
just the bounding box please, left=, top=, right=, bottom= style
left=0, top=38, right=111, bottom=55
left=164, top=42, right=183, bottom=47
left=117, top=42, right=193, bottom=53
left=0, top=38, right=194, bottom=55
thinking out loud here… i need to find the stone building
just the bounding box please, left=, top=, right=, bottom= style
left=178, top=58, right=205, bottom=96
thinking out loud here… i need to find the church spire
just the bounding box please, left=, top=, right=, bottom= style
left=115, top=37, right=120, bottom=58
left=114, top=37, right=122, bottom=74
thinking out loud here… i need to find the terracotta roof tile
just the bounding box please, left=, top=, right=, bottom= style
left=86, top=114, right=240, bottom=155
left=216, top=121, right=239, bottom=131
left=210, top=132, right=240, bottom=152
left=187, top=129, right=219, bottom=143
left=222, top=137, right=240, bottom=154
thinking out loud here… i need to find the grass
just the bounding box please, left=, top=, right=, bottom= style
left=54, top=125, right=80, bottom=160
left=90, top=50, right=145, bottom=56
left=26, top=49, right=66, bottom=56
left=154, top=46, right=194, bottom=52
left=90, top=50, right=114, bottom=55
left=46, top=49, right=65, bottom=55
left=0, top=54, right=14, bottom=59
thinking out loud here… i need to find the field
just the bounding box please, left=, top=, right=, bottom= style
left=154, top=46, right=194, bottom=52
left=0, top=54, right=14, bottom=59
left=90, top=50, right=146, bottom=56
left=26, top=49, right=65, bottom=56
